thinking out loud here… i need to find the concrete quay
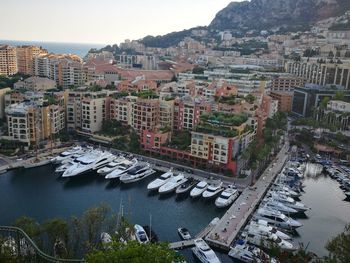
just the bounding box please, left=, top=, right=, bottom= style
left=205, top=144, right=289, bottom=251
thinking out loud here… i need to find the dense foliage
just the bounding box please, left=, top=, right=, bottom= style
left=86, top=241, right=182, bottom=263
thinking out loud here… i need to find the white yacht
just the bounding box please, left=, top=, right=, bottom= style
left=262, top=199, right=298, bottom=214
left=242, top=230, right=295, bottom=251
left=147, top=169, right=173, bottom=191
left=215, top=186, right=239, bottom=208
left=270, top=193, right=309, bottom=212
left=191, top=238, right=221, bottom=263
left=178, top=228, right=191, bottom=240
left=134, top=224, right=149, bottom=244
left=62, top=150, right=115, bottom=178
left=202, top=181, right=224, bottom=199
left=97, top=156, right=127, bottom=175
left=229, top=239, right=277, bottom=263
left=254, top=208, right=302, bottom=229
left=190, top=181, right=208, bottom=198
left=105, top=158, right=138, bottom=179
left=55, top=161, right=74, bottom=173
left=51, top=146, right=84, bottom=164
left=120, top=163, right=155, bottom=184
left=158, top=174, right=187, bottom=194
left=272, top=184, right=301, bottom=198
left=247, top=220, right=292, bottom=240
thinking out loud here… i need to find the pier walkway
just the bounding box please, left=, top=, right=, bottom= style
left=169, top=218, right=219, bottom=250
left=205, top=144, right=289, bottom=250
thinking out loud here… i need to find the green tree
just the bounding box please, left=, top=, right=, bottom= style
left=86, top=241, right=183, bottom=263
left=325, top=223, right=350, bottom=263
left=334, top=91, right=345, bottom=101
left=192, top=66, right=205, bottom=74
left=13, top=216, right=41, bottom=239
left=42, top=218, right=69, bottom=257
left=320, top=97, right=330, bottom=109
left=80, top=203, right=112, bottom=252
left=245, top=94, right=255, bottom=104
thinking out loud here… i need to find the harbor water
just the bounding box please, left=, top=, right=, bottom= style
left=0, top=163, right=349, bottom=262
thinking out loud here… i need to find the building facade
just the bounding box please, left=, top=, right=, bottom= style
left=0, top=45, right=17, bottom=76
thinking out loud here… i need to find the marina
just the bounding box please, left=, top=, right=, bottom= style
left=0, top=144, right=350, bottom=262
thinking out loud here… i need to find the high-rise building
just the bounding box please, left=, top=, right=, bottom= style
left=16, top=45, right=47, bottom=75
left=34, top=54, right=84, bottom=89
left=285, top=60, right=350, bottom=90
left=0, top=45, right=17, bottom=76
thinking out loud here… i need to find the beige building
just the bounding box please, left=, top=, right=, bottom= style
left=34, top=53, right=84, bottom=89
left=14, top=76, right=56, bottom=91
left=16, top=45, right=47, bottom=75
left=132, top=98, right=160, bottom=134
left=5, top=102, right=65, bottom=145
left=66, top=89, right=117, bottom=133
left=0, top=45, right=17, bottom=76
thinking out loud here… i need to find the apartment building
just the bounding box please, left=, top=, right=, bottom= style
left=34, top=54, right=84, bottom=89
left=110, top=95, right=137, bottom=126
left=173, top=96, right=212, bottom=131
left=0, top=45, right=17, bottom=76
left=66, top=89, right=116, bottom=133
left=285, top=60, right=350, bottom=90
left=5, top=102, right=64, bottom=145
left=269, top=91, right=293, bottom=112
left=14, top=76, right=56, bottom=91
left=270, top=76, right=305, bottom=92
left=132, top=98, right=160, bottom=134
left=16, top=45, right=47, bottom=75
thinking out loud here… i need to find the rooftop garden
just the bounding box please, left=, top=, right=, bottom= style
left=194, top=112, right=249, bottom=138
left=131, top=90, right=159, bottom=99
left=200, top=112, right=248, bottom=127
left=214, top=94, right=236, bottom=105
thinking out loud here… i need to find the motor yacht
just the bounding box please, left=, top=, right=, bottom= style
left=229, top=239, right=277, bottom=263
left=177, top=228, right=191, bottom=240
left=247, top=220, right=292, bottom=240
left=270, top=193, right=309, bottom=212
left=202, top=181, right=224, bottom=198
left=190, top=181, right=208, bottom=198
left=147, top=169, right=173, bottom=191
left=254, top=208, right=302, bottom=229
left=175, top=177, right=198, bottom=194
left=191, top=238, right=221, bottom=263
left=62, top=150, right=115, bottom=178
left=51, top=146, right=84, bottom=164
left=55, top=161, right=74, bottom=173
left=158, top=174, right=187, bottom=194
left=272, top=185, right=301, bottom=198
left=242, top=230, right=295, bottom=251
left=97, top=156, right=127, bottom=175
left=120, top=163, right=155, bottom=184
left=134, top=224, right=149, bottom=244
left=215, top=185, right=239, bottom=208
left=262, top=198, right=298, bottom=214
left=105, top=158, right=138, bottom=179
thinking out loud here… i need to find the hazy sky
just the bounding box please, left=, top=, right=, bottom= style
left=0, top=0, right=238, bottom=45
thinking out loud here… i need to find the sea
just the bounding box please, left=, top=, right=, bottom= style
left=0, top=163, right=349, bottom=262
left=0, top=40, right=106, bottom=58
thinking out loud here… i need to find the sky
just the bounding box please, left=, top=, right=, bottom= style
left=0, top=0, right=239, bottom=45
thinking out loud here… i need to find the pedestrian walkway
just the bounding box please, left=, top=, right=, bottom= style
left=205, top=144, right=289, bottom=250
